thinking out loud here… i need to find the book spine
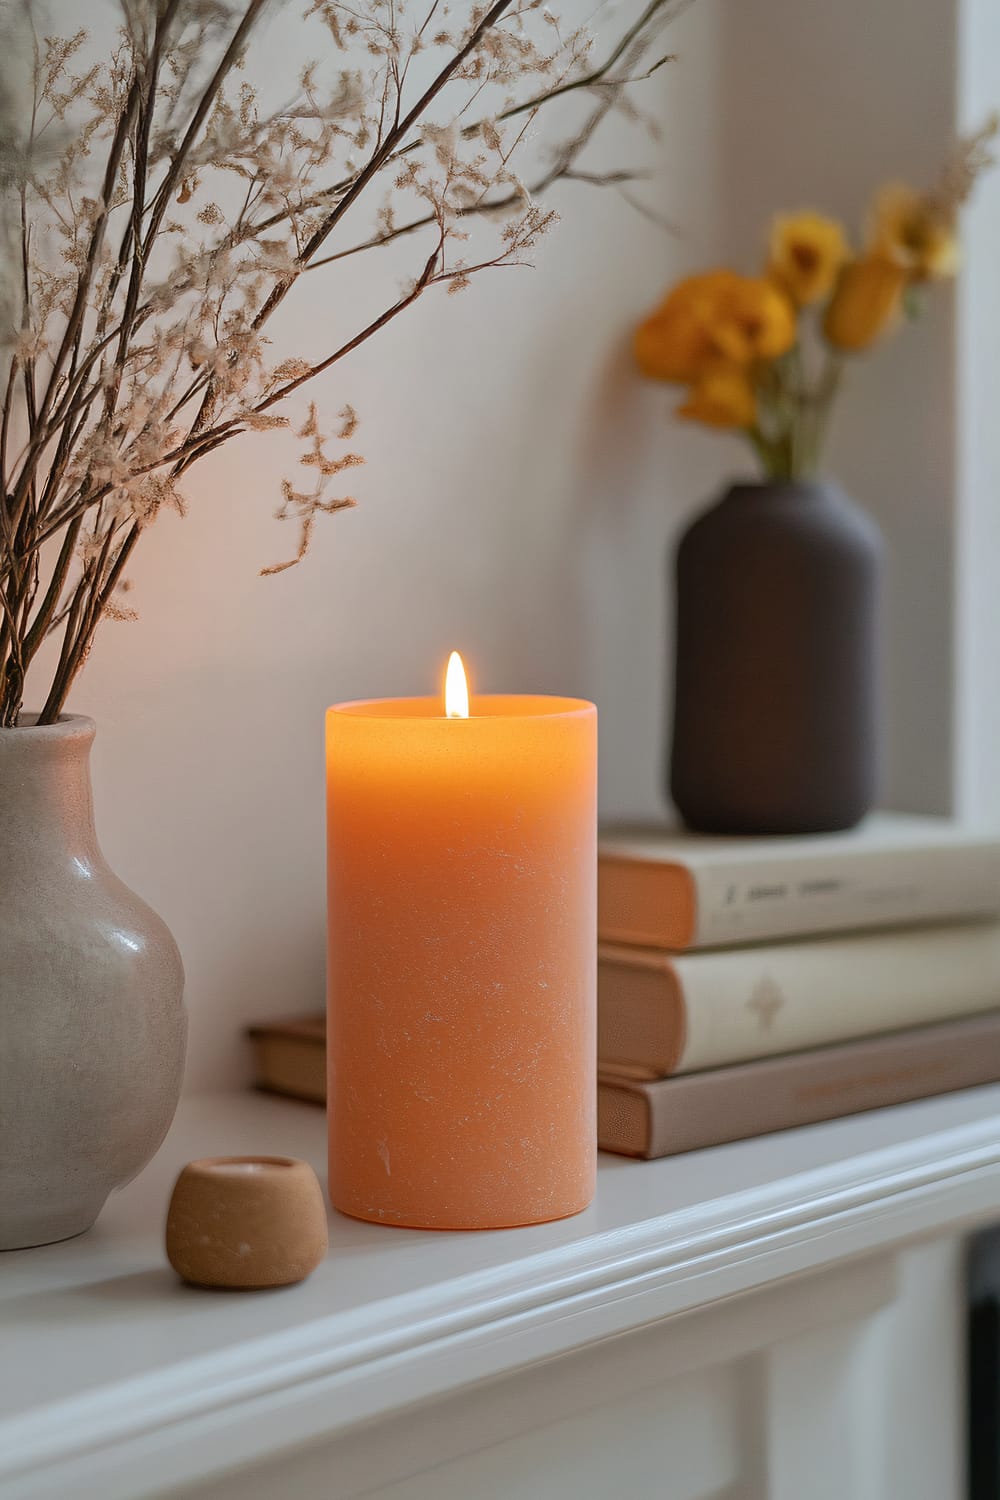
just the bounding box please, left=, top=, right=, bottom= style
left=691, top=843, right=1000, bottom=948
left=597, top=1011, right=1000, bottom=1158
left=672, top=922, right=1000, bottom=1073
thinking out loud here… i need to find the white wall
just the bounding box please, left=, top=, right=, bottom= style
left=28, top=0, right=987, bottom=1090
left=594, top=0, right=972, bottom=825
left=719, top=0, right=961, bottom=816
left=722, top=0, right=1000, bottom=826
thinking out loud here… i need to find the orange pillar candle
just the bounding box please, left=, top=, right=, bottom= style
left=326, top=655, right=597, bottom=1230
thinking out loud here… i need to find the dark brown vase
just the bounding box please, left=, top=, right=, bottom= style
left=669, top=479, right=883, bottom=835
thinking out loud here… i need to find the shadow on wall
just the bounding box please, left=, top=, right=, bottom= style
left=717, top=0, right=958, bottom=814
left=577, top=322, right=758, bottom=823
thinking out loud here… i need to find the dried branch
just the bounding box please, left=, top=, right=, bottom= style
left=0, top=0, right=681, bottom=725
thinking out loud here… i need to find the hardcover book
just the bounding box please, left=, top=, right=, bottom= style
left=599, top=921, right=1000, bottom=1077
left=247, top=1014, right=326, bottom=1104
left=598, top=814, right=1000, bottom=951
left=597, top=1010, right=1000, bottom=1158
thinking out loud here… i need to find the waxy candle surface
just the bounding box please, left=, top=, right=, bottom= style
left=326, top=694, right=597, bottom=1230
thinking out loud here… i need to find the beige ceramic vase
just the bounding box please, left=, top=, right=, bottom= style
left=0, top=715, right=187, bottom=1250
left=166, top=1157, right=329, bottom=1288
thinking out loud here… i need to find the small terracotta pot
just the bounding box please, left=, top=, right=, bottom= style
left=165, top=1156, right=328, bottom=1290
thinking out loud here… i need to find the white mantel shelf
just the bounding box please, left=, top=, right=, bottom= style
left=4, top=1086, right=1000, bottom=1500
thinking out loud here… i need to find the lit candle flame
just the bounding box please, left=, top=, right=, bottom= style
left=445, top=651, right=470, bottom=719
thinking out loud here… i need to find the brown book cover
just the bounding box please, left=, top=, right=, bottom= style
left=597, top=1010, right=1000, bottom=1158
left=247, top=1013, right=326, bottom=1104
left=599, top=944, right=685, bottom=1076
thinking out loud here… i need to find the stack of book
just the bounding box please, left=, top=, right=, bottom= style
left=597, top=814, right=1000, bottom=1157
left=248, top=813, right=1000, bottom=1160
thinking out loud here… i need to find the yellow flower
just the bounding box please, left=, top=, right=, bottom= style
left=634, top=270, right=743, bottom=383
left=823, top=256, right=907, bottom=352
left=676, top=364, right=757, bottom=429
left=767, top=211, right=850, bottom=305
left=707, top=277, right=797, bottom=364
left=867, top=183, right=960, bottom=281
left=635, top=270, right=795, bottom=383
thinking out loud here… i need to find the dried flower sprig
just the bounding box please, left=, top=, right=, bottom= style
left=0, top=0, right=685, bottom=727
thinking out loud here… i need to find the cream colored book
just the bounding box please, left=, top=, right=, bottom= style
left=598, top=814, right=1000, bottom=951
left=598, top=921, right=1000, bottom=1077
